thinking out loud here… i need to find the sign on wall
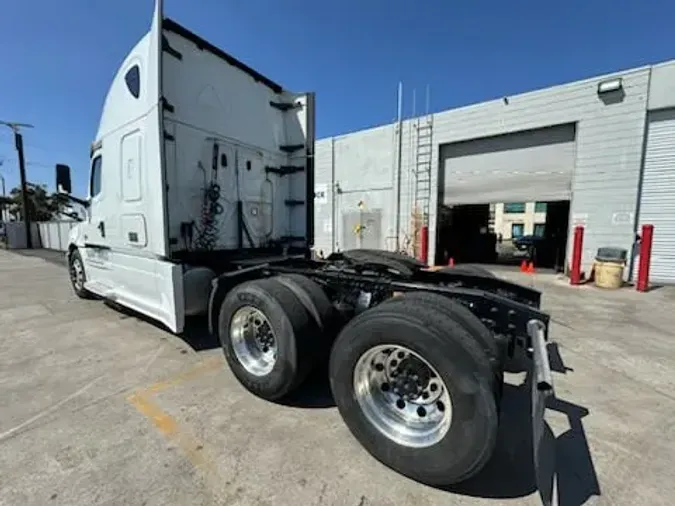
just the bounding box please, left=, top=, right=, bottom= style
left=314, top=184, right=328, bottom=205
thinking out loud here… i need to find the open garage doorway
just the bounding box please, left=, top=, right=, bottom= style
left=436, top=123, right=576, bottom=271
left=435, top=200, right=570, bottom=271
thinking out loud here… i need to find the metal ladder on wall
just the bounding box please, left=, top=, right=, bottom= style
left=413, top=114, right=434, bottom=249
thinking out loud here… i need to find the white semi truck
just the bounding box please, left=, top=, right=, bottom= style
left=55, top=0, right=554, bottom=499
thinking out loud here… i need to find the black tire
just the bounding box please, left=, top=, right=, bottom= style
left=68, top=249, right=95, bottom=299
left=346, top=249, right=426, bottom=268
left=439, top=264, right=495, bottom=278
left=379, top=292, right=503, bottom=399
left=218, top=278, right=319, bottom=400
left=273, top=274, right=338, bottom=354
left=329, top=300, right=498, bottom=486
left=337, top=249, right=418, bottom=277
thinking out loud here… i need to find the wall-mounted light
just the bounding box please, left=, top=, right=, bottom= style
left=597, top=78, right=623, bottom=95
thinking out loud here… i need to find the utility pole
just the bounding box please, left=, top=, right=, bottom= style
left=0, top=174, right=5, bottom=222
left=0, top=120, right=34, bottom=248
left=0, top=159, right=5, bottom=222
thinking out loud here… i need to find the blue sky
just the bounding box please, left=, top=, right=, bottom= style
left=0, top=0, right=673, bottom=197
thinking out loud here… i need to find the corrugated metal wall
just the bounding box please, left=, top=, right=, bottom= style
left=633, top=108, right=675, bottom=283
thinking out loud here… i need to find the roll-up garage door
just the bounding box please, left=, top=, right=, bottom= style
left=441, top=124, right=576, bottom=205
left=634, top=108, right=675, bottom=284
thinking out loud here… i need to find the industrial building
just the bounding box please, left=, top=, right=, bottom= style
left=314, top=59, right=675, bottom=283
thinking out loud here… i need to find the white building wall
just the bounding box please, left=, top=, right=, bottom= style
left=315, top=121, right=419, bottom=256
left=315, top=60, right=674, bottom=274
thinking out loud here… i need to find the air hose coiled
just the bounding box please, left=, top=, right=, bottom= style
left=194, top=182, right=224, bottom=250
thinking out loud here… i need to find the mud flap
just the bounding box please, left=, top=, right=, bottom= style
left=527, top=319, right=556, bottom=506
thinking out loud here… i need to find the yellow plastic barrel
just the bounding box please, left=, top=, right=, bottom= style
left=594, top=261, right=625, bottom=289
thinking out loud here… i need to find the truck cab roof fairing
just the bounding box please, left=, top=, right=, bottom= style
left=94, top=34, right=152, bottom=144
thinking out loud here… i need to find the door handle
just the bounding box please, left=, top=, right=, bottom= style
left=98, top=221, right=106, bottom=238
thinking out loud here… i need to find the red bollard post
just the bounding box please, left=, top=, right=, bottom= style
left=419, top=225, right=429, bottom=264
left=636, top=224, right=654, bottom=292
left=570, top=225, right=584, bottom=285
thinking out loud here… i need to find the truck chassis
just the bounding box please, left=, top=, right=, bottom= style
left=193, top=248, right=554, bottom=491
left=68, top=244, right=554, bottom=497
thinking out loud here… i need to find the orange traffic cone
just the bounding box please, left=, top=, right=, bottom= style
left=526, top=261, right=535, bottom=274
left=520, top=260, right=527, bottom=272
left=448, top=257, right=455, bottom=267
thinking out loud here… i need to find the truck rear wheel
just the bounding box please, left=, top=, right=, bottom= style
left=329, top=300, right=498, bottom=486
left=273, top=274, right=336, bottom=336
left=273, top=274, right=339, bottom=360
left=380, top=292, right=504, bottom=400
left=218, top=278, right=319, bottom=400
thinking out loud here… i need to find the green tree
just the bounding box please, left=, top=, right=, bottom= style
left=0, top=184, right=64, bottom=222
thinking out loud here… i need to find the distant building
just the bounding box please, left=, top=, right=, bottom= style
left=493, top=202, right=548, bottom=240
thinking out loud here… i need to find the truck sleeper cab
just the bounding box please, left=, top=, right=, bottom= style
left=56, top=1, right=555, bottom=500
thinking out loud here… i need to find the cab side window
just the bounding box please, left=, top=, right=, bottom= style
left=90, top=155, right=103, bottom=198
left=125, top=65, right=141, bottom=99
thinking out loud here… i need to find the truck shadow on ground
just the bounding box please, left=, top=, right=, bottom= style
left=181, top=316, right=221, bottom=351
left=109, top=299, right=601, bottom=504
left=441, top=342, right=599, bottom=505
left=12, top=248, right=68, bottom=267
left=280, top=364, right=336, bottom=409
left=179, top=319, right=337, bottom=408
left=445, top=382, right=600, bottom=506
left=279, top=343, right=601, bottom=505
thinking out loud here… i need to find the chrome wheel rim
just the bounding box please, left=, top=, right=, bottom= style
left=229, top=306, right=277, bottom=376
left=353, top=344, right=452, bottom=448
left=70, top=257, right=84, bottom=291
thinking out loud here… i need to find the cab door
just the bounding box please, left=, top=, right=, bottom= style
left=82, top=149, right=113, bottom=293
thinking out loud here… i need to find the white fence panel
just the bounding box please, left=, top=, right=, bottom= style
left=5, top=222, right=41, bottom=249
left=4, top=221, right=75, bottom=251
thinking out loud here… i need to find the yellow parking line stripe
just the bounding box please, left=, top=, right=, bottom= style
left=127, top=392, right=215, bottom=471
left=142, top=355, right=222, bottom=395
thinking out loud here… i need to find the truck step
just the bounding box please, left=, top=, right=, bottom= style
left=265, top=165, right=304, bottom=176
left=279, top=144, right=305, bottom=153
left=284, top=199, right=305, bottom=206
left=270, top=101, right=301, bottom=111
left=84, top=280, right=114, bottom=298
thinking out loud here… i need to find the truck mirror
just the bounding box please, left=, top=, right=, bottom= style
left=56, top=164, right=72, bottom=194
